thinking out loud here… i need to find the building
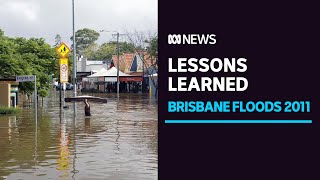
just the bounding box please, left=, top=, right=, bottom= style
left=0, top=77, right=19, bottom=108
left=112, top=52, right=154, bottom=74
left=78, top=52, right=157, bottom=93
left=76, top=56, right=112, bottom=85
left=112, top=52, right=157, bottom=93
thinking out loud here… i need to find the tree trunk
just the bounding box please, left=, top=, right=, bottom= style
left=42, top=97, right=44, bottom=107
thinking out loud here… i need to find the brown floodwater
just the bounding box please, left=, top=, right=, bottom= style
left=0, top=90, right=158, bottom=179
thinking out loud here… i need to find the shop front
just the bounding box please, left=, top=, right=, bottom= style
left=0, top=78, right=19, bottom=108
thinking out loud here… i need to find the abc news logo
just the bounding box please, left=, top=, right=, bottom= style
left=168, top=34, right=216, bottom=45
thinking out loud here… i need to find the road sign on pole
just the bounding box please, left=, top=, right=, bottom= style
left=16, top=75, right=37, bottom=123
left=16, top=75, right=35, bottom=82
left=63, top=83, right=66, bottom=107
left=56, top=42, right=71, bottom=58
left=56, top=43, right=70, bottom=108
left=60, top=58, right=69, bottom=83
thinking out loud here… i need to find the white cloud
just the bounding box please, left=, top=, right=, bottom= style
left=0, top=0, right=158, bottom=45
left=1, top=1, right=39, bottom=21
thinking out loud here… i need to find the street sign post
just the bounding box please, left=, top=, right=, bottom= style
left=55, top=42, right=71, bottom=58
left=56, top=43, right=71, bottom=108
left=59, top=58, right=68, bottom=108
left=16, top=75, right=37, bottom=124
left=59, top=58, right=69, bottom=83
left=63, top=83, right=66, bottom=107
left=16, top=75, right=35, bottom=82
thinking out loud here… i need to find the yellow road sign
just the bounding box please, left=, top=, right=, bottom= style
left=60, top=58, right=69, bottom=83
left=56, top=43, right=71, bottom=58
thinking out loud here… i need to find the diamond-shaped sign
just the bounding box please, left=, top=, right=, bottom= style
left=56, top=42, right=71, bottom=58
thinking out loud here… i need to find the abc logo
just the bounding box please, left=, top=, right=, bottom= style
left=168, top=34, right=216, bottom=45
left=168, top=34, right=181, bottom=44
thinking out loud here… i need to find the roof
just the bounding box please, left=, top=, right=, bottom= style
left=86, top=64, right=109, bottom=73
left=128, top=72, right=143, bottom=76
left=86, top=61, right=104, bottom=65
left=0, top=76, right=19, bottom=85
left=112, top=52, right=156, bottom=73
left=87, top=68, right=108, bottom=77
left=87, top=67, right=131, bottom=77
left=0, top=77, right=16, bottom=81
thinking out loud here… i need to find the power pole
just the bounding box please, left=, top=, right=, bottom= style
left=100, top=30, right=126, bottom=99
left=72, top=0, right=77, bottom=116
left=117, top=33, right=120, bottom=99
left=116, top=32, right=120, bottom=99
left=59, top=81, right=62, bottom=107
left=142, top=53, right=145, bottom=93
left=72, top=0, right=77, bottom=98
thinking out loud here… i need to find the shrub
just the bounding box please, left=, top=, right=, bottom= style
left=0, top=106, right=21, bottom=115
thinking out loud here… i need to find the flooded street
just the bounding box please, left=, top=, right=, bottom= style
left=0, top=90, right=158, bottom=179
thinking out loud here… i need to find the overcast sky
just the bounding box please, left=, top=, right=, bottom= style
left=0, top=0, right=157, bottom=46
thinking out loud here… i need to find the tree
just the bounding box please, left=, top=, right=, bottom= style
left=54, top=34, right=62, bottom=47
left=126, top=31, right=158, bottom=96
left=82, top=43, right=99, bottom=59
left=94, top=43, right=116, bottom=60
left=0, top=30, right=59, bottom=102
left=38, top=89, right=49, bottom=107
left=145, top=36, right=158, bottom=96
left=82, top=41, right=135, bottom=60
left=70, top=28, right=100, bottom=55
left=0, top=28, right=4, bottom=37
left=108, top=41, right=135, bottom=53
left=145, top=36, right=158, bottom=63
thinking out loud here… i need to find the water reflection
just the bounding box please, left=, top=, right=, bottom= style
left=57, top=111, right=70, bottom=178
left=0, top=91, right=158, bottom=179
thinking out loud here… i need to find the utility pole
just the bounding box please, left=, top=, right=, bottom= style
left=72, top=0, right=77, bottom=116
left=34, top=75, right=37, bottom=124
left=116, top=32, right=120, bottom=99
left=99, top=30, right=126, bottom=99
left=72, top=0, right=77, bottom=98
left=59, top=80, right=62, bottom=107
left=142, top=53, right=145, bottom=93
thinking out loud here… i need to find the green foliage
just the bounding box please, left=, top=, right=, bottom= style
left=94, top=43, right=116, bottom=60
left=71, top=28, right=100, bottom=55
left=83, top=41, right=135, bottom=60
left=0, top=28, right=4, bottom=37
left=0, top=30, right=59, bottom=96
left=110, top=41, right=136, bottom=53
left=0, top=106, right=21, bottom=115
left=146, top=36, right=158, bottom=60
left=38, top=89, right=49, bottom=98
left=83, top=43, right=99, bottom=59
left=54, top=34, right=62, bottom=48
left=69, top=28, right=136, bottom=60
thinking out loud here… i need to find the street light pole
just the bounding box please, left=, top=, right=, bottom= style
left=72, top=0, right=77, bottom=116
left=116, top=32, right=120, bottom=99
left=99, top=30, right=126, bottom=99
left=72, top=0, right=76, bottom=98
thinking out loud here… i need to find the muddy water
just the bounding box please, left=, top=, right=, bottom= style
left=0, top=90, right=158, bottom=179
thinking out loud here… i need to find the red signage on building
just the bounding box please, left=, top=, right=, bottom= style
left=120, top=77, right=143, bottom=82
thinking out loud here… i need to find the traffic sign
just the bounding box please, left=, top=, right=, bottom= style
left=56, top=42, right=71, bottom=58
left=16, top=75, right=35, bottom=82
left=60, top=58, right=69, bottom=83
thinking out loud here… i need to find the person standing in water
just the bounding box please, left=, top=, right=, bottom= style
left=84, top=99, right=91, bottom=116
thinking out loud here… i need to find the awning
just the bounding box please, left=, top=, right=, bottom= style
left=87, top=67, right=131, bottom=78
left=87, top=68, right=108, bottom=77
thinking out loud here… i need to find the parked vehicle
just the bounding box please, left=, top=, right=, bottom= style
left=56, top=83, right=74, bottom=90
